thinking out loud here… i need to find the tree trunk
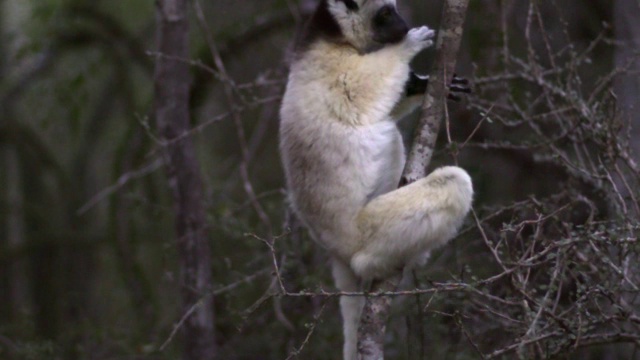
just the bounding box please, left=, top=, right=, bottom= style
left=614, top=0, right=640, bottom=135
left=357, top=0, right=470, bottom=358
left=402, top=0, right=470, bottom=184
left=154, top=1, right=216, bottom=359
left=614, top=0, right=640, bottom=214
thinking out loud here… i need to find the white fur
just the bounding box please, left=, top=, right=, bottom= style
left=279, top=2, right=472, bottom=359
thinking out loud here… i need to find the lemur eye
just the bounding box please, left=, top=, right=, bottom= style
left=374, top=6, right=395, bottom=25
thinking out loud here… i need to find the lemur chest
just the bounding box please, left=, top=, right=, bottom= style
left=324, top=64, right=408, bottom=124
left=294, top=43, right=410, bottom=125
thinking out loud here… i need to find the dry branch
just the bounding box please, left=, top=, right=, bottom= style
left=356, top=0, right=470, bottom=358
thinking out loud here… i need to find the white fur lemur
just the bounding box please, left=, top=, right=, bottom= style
left=279, top=0, right=473, bottom=358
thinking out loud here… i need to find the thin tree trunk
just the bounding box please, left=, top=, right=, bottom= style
left=614, top=0, right=640, bottom=215
left=356, top=0, right=470, bottom=358
left=611, top=5, right=640, bottom=360
left=154, top=1, right=216, bottom=359
left=614, top=0, right=640, bottom=135
left=0, top=0, right=27, bottom=327
left=402, top=0, right=470, bottom=184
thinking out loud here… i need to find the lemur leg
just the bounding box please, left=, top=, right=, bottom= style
left=351, top=166, right=473, bottom=279
left=332, top=258, right=363, bottom=360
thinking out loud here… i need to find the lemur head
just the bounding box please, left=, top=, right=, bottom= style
left=298, top=0, right=409, bottom=53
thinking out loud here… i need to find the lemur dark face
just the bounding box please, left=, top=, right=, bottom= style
left=372, top=5, right=409, bottom=44
left=296, top=0, right=409, bottom=54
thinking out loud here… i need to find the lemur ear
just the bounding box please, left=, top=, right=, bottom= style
left=338, top=0, right=359, bottom=11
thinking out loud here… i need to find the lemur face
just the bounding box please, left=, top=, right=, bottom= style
left=328, top=0, right=408, bottom=52
left=370, top=3, right=409, bottom=44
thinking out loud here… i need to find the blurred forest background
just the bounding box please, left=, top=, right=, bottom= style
left=1, top=0, right=639, bottom=359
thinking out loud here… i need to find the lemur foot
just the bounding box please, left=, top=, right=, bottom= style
left=448, top=74, right=472, bottom=101
left=405, top=72, right=472, bottom=101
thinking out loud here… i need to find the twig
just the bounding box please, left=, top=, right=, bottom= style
left=159, top=294, right=212, bottom=352
left=160, top=268, right=270, bottom=351
left=193, top=0, right=274, bottom=238
left=285, top=300, right=328, bottom=359
left=77, top=158, right=164, bottom=214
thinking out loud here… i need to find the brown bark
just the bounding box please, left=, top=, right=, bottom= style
left=154, top=1, right=216, bottom=359
left=357, top=0, right=470, bottom=358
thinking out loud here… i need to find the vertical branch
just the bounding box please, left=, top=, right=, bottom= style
left=613, top=0, right=640, bottom=215
left=0, top=0, right=27, bottom=325
left=402, top=0, right=471, bottom=184
left=357, top=0, right=470, bottom=359
left=357, top=274, right=402, bottom=360
left=154, top=1, right=216, bottom=359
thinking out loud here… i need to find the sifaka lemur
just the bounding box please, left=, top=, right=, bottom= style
left=279, top=1, right=473, bottom=358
